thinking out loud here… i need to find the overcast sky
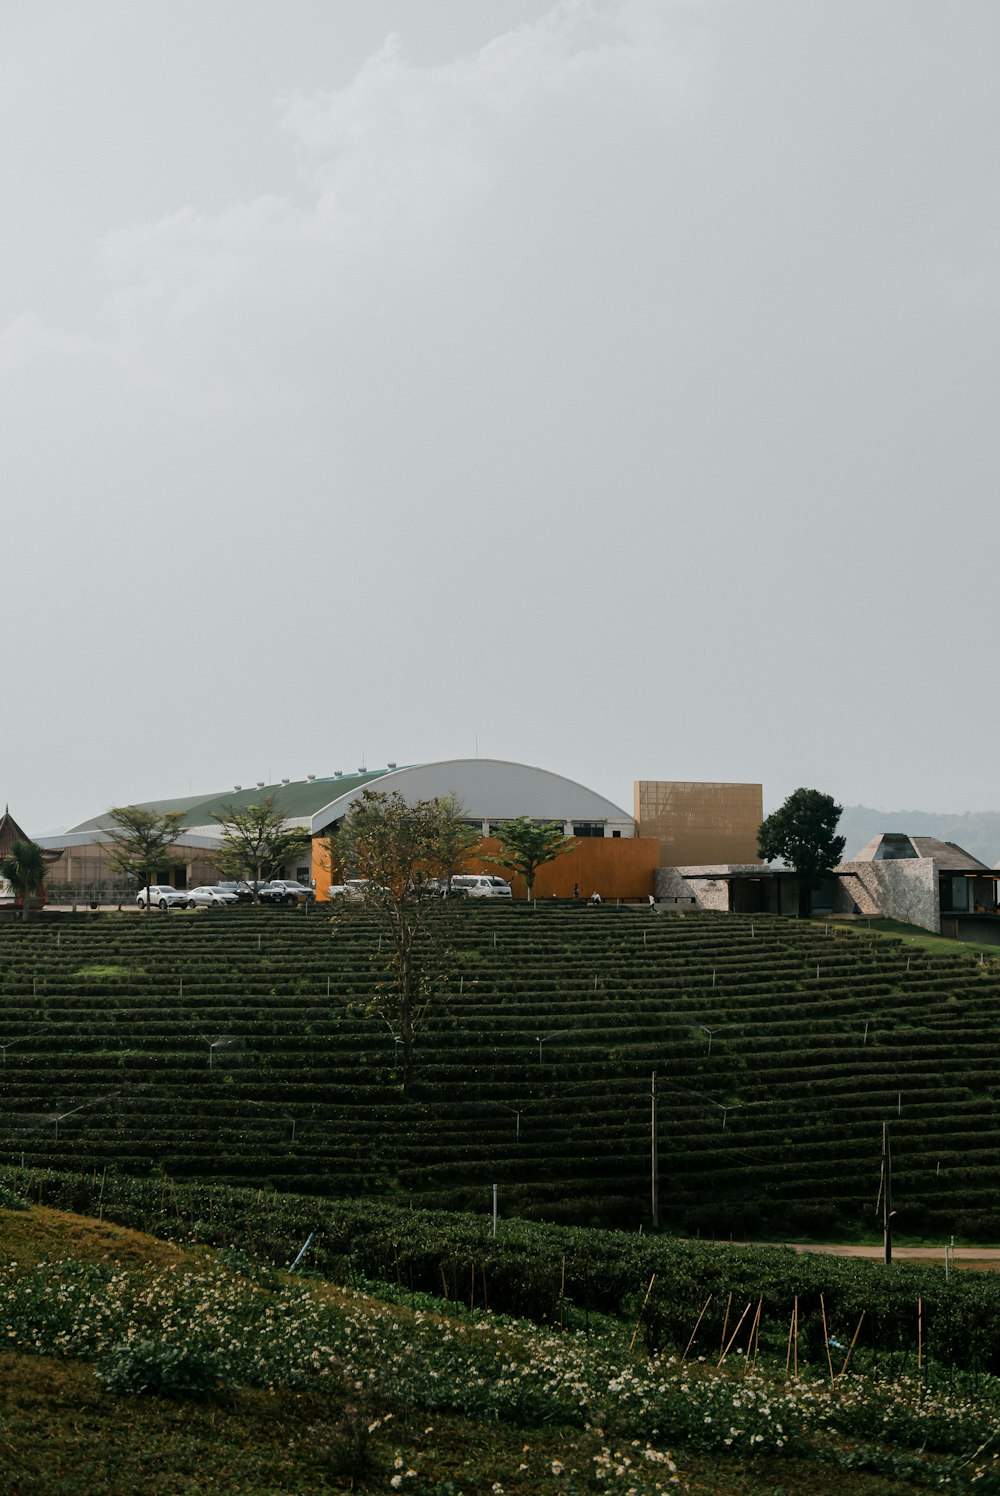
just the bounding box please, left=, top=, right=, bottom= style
left=4, top=1, right=999, bottom=832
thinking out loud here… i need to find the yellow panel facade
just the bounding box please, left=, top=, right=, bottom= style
left=634, top=781, right=763, bottom=866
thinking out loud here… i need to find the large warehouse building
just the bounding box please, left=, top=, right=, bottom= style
left=37, top=761, right=763, bottom=902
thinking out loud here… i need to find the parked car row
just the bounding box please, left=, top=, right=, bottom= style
left=136, top=882, right=314, bottom=910
left=326, top=875, right=513, bottom=900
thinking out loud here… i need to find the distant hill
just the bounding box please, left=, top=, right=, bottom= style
left=840, top=804, right=1000, bottom=866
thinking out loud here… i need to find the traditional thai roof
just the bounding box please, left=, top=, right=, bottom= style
left=0, top=806, right=30, bottom=859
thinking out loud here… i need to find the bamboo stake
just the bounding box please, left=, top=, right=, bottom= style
left=918, top=1296, right=923, bottom=1374
left=439, top=1263, right=449, bottom=1306
left=790, top=1298, right=802, bottom=1376
left=560, top=1255, right=566, bottom=1330
left=717, top=1301, right=752, bottom=1368
left=743, top=1298, right=762, bottom=1375
left=749, top=1296, right=763, bottom=1368
left=820, top=1295, right=835, bottom=1388
left=839, top=1310, right=866, bottom=1378
left=681, top=1294, right=713, bottom=1363
left=720, top=1291, right=733, bottom=1355
left=629, top=1273, right=657, bottom=1354
left=481, top=1264, right=488, bottom=1314
left=470, top=1260, right=475, bottom=1312
left=785, top=1299, right=797, bottom=1379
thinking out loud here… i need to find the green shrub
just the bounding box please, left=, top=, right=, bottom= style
left=95, top=1337, right=228, bottom=1399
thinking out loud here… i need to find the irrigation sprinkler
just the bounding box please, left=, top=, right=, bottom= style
left=201, top=1036, right=240, bottom=1069
left=238, top=1097, right=297, bottom=1143
left=863, top=1020, right=869, bottom=1045
left=700, top=1025, right=718, bottom=1056
left=535, top=1031, right=569, bottom=1063
left=0, top=1035, right=34, bottom=1069
left=44, top=1091, right=121, bottom=1143
left=498, top=1103, right=522, bottom=1141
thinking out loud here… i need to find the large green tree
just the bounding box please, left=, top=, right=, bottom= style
left=487, top=817, right=577, bottom=900
left=106, top=806, right=186, bottom=910
left=0, top=839, right=47, bottom=920
left=334, top=790, right=465, bottom=1093
left=757, top=788, right=846, bottom=915
left=210, top=796, right=311, bottom=903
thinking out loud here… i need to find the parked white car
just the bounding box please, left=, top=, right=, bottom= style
left=187, top=886, right=239, bottom=908
left=136, top=885, right=188, bottom=910
left=450, top=875, right=512, bottom=899
left=328, top=879, right=388, bottom=900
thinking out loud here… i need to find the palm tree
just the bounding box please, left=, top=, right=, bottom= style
left=0, top=839, right=47, bottom=920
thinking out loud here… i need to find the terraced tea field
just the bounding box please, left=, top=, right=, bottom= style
left=2, top=904, right=999, bottom=1237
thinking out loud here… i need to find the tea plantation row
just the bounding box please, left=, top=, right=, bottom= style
left=1, top=904, right=999, bottom=1238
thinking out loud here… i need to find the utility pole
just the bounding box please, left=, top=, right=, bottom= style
left=651, top=1071, right=659, bottom=1230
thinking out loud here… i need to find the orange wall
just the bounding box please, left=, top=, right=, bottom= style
left=312, top=834, right=658, bottom=902
left=312, top=838, right=335, bottom=898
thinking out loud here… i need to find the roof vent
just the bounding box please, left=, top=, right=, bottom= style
left=334, top=770, right=342, bottom=777
left=234, top=785, right=242, bottom=791
left=256, top=780, right=264, bottom=788
left=358, top=766, right=366, bottom=774
left=387, top=761, right=397, bottom=769
left=281, top=778, right=290, bottom=785
left=307, top=774, right=316, bottom=781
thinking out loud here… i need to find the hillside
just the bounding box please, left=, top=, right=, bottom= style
left=840, top=804, right=1000, bottom=864
left=2, top=904, right=1000, bottom=1240
left=5, top=1197, right=1000, bottom=1493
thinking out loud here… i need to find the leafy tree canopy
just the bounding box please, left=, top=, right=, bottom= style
left=0, top=839, right=47, bottom=919
left=334, top=790, right=470, bottom=1092
left=210, top=796, right=310, bottom=900
left=487, top=817, right=576, bottom=898
left=757, top=788, right=846, bottom=886
left=106, top=807, right=186, bottom=896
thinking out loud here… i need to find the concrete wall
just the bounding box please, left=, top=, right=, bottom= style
left=654, top=864, right=755, bottom=911
left=834, top=857, right=940, bottom=932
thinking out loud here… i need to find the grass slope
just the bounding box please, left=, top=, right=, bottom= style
left=4, top=1202, right=996, bottom=1495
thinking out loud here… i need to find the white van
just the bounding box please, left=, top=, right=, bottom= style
left=450, top=875, right=512, bottom=899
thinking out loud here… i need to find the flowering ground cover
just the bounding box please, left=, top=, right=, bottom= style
left=2, top=1204, right=999, bottom=1493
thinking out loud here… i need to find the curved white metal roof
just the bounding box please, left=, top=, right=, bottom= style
left=305, top=758, right=632, bottom=835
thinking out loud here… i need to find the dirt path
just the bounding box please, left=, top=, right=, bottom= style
left=767, top=1242, right=1000, bottom=1271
